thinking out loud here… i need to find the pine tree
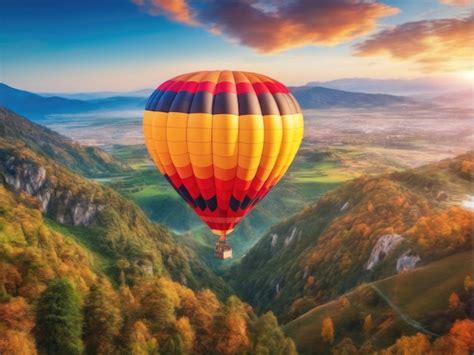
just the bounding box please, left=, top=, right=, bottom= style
left=83, top=280, right=122, bottom=354
left=35, top=278, right=83, bottom=355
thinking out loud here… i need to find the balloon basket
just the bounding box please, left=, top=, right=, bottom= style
left=214, top=240, right=232, bottom=260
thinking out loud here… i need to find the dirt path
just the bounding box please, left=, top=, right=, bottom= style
left=370, top=284, right=439, bottom=337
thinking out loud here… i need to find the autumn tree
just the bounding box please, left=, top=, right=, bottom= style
left=321, top=317, right=334, bottom=344
left=464, top=275, right=474, bottom=293
left=127, top=320, right=158, bottom=355
left=35, top=278, right=83, bottom=355
left=133, top=278, right=178, bottom=334
left=381, top=333, right=431, bottom=355
left=448, top=292, right=461, bottom=311
left=363, top=314, right=373, bottom=336
left=176, top=316, right=195, bottom=354
left=0, top=329, right=37, bottom=355
left=449, top=319, right=474, bottom=351
left=83, top=281, right=123, bottom=354
left=213, top=296, right=250, bottom=355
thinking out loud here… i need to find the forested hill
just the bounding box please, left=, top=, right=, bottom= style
left=0, top=107, right=130, bottom=177
left=228, top=153, right=473, bottom=323
left=0, top=120, right=230, bottom=296
left=0, top=114, right=296, bottom=353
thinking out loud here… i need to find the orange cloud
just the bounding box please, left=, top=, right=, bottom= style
left=440, top=0, right=472, bottom=6
left=132, top=0, right=197, bottom=25
left=353, top=15, right=474, bottom=72
left=131, top=0, right=399, bottom=53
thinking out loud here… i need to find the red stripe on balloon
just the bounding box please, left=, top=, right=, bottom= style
left=236, top=82, right=254, bottom=94
left=215, top=81, right=236, bottom=94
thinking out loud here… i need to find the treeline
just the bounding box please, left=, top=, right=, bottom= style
left=328, top=319, right=474, bottom=354
left=0, top=186, right=295, bottom=354
left=0, top=276, right=296, bottom=354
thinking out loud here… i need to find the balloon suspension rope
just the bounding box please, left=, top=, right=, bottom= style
left=219, top=231, right=227, bottom=242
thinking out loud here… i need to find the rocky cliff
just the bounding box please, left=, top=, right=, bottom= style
left=1, top=147, right=103, bottom=226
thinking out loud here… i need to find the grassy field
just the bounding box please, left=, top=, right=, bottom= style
left=284, top=251, right=472, bottom=354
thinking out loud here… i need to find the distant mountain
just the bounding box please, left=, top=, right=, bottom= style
left=0, top=83, right=90, bottom=117
left=291, top=86, right=414, bottom=109
left=228, top=153, right=473, bottom=323
left=0, top=108, right=130, bottom=177
left=0, top=83, right=145, bottom=119
left=40, top=88, right=153, bottom=100
left=1, top=83, right=417, bottom=120
left=306, top=77, right=471, bottom=96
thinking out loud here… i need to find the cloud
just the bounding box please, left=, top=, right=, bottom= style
left=440, top=0, right=472, bottom=6
left=132, top=0, right=197, bottom=25
left=353, top=15, right=474, bottom=72
left=131, top=0, right=399, bottom=53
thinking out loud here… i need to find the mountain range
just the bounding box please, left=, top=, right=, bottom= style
left=306, top=76, right=472, bottom=96
left=0, top=83, right=147, bottom=120
left=0, top=82, right=416, bottom=121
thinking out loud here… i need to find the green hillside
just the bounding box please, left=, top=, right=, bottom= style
left=284, top=251, right=473, bottom=353
left=227, top=153, right=473, bottom=322
left=0, top=107, right=130, bottom=177
left=0, top=122, right=230, bottom=296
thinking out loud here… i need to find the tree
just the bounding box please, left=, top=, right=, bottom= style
left=321, top=317, right=334, bottom=344
left=176, top=316, right=195, bottom=354
left=332, top=337, right=358, bottom=355
left=253, top=312, right=296, bottom=355
left=213, top=296, right=250, bottom=355
left=363, top=314, right=373, bottom=336
left=464, top=275, right=474, bottom=292
left=127, top=320, right=158, bottom=355
left=83, top=281, right=123, bottom=354
left=382, top=333, right=431, bottom=355
left=35, top=278, right=83, bottom=355
left=133, top=278, right=177, bottom=334
left=449, top=292, right=461, bottom=310
left=449, top=319, right=474, bottom=351
left=0, top=329, right=37, bottom=355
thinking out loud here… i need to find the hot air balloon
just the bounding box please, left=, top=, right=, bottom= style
left=143, top=70, right=304, bottom=259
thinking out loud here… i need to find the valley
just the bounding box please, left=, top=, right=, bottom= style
left=0, top=83, right=472, bottom=354
left=36, top=101, right=472, bottom=266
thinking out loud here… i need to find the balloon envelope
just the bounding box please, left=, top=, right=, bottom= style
left=143, top=70, right=304, bottom=238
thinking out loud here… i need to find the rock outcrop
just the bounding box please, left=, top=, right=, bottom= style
left=340, top=201, right=350, bottom=212
left=271, top=233, right=278, bottom=249
left=1, top=153, right=103, bottom=226
left=396, top=250, right=421, bottom=272
left=366, top=233, right=404, bottom=270
left=285, top=227, right=297, bottom=247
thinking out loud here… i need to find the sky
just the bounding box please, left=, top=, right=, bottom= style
left=1, top=0, right=472, bottom=92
